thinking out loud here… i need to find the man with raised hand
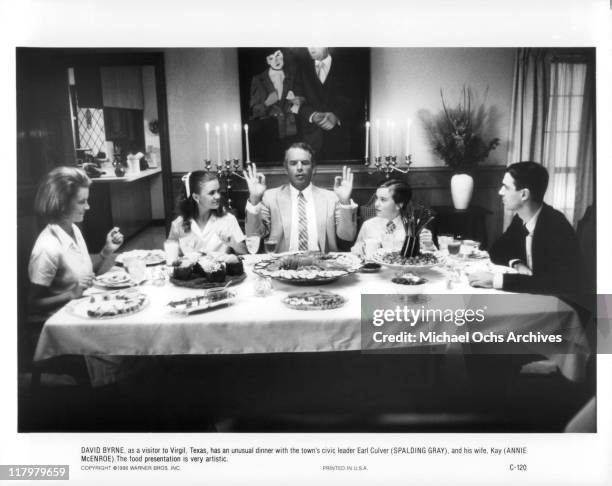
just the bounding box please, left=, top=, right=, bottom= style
left=243, top=142, right=357, bottom=253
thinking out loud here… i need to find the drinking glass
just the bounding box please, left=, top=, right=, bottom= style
left=264, top=238, right=278, bottom=254
left=124, top=257, right=147, bottom=283
left=245, top=235, right=261, bottom=255
left=447, top=240, right=461, bottom=256
left=163, top=240, right=180, bottom=265
left=438, top=234, right=453, bottom=252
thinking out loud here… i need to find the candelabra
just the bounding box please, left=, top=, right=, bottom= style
left=203, top=158, right=245, bottom=209
left=364, top=154, right=412, bottom=178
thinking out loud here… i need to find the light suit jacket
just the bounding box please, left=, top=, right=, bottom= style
left=245, top=184, right=357, bottom=252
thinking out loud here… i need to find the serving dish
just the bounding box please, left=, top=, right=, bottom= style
left=253, top=252, right=362, bottom=285
left=167, top=290, right=237, bottom=315
left=282, top=290, right=347, bottom=310
left=69, top=289, right=148, bottom=319
left=372, top=249, right=440, bottom=272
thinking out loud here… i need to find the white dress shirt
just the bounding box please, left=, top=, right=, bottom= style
left=315, top=55, right=332, bottom=83
left=289, top=184, right=319, bottom=251
left=168, top=213, right=245, bottom=255
left=267, top=68, right=285, bottom=101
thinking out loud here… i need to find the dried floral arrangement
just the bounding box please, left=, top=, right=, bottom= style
left=400, top=202, right=435, bottom=258
left=421, top=87, right=500, bottom=171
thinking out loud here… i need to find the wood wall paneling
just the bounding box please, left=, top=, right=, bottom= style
left=100, top=66, right=144, bottom=109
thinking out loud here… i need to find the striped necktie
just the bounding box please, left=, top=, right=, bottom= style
left=385, top=220, right=396, bottom=235
left=297, top=191, right=309, bottom=251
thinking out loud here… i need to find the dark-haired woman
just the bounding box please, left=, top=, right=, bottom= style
left=351, top=179, right=433, bottom=255
left=168, top=171, right=247, bottom=255
left=28, top=166, right=124, bottom=311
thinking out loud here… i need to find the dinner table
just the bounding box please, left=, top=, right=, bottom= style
left=33, top=252, right=591, bottom=391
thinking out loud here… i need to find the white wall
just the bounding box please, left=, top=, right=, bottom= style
left=371, top=48, right=515, bottom=166
left=142, top=65, right=164, bottom=220
left=162, top=48, right=516, bottom=171
left=164, top=48, right=242, bottom=172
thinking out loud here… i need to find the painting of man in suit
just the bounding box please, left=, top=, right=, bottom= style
left=239, top=47, right=369, bottom=164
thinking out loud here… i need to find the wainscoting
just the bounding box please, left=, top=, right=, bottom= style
left=170, top=165, right=506, bottom=247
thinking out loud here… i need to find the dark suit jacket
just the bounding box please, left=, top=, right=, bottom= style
left=294, top=56, right=356, bottom=160
left=490, top=203, right=585, bottom=295
left=249, top=69, right=294, bottom=119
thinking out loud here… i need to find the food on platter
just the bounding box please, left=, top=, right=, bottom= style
left=116, top=249, right=165, bottom=266
left=282, top=290, right=346, bottom=310
left=391, top=272, right=427, bottom=285
left=167, top=290, right=236, bottom=315
left=373, top=249, right=440, bottom=269
left=70, top=289, right=148, bottom=319
left=253, top=252, right=361, bottom=284
left=170, top=254, right=246, bottom=289
left=93, top=271, right=135, bottom=288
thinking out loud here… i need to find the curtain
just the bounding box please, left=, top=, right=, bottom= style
left=506, top=49, right=594, bottom=228
left=505, top=49, right=549, bottom=227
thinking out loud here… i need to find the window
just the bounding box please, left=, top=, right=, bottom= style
left=543, top=61, right=587, bottom=223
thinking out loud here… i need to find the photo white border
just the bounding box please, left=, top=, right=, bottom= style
left=1, top=1, right=610, bottom=484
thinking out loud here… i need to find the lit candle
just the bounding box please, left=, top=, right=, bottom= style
left=223, top=123, right=230, bottom=161
left=365, top=121, right=370, bottom=160
left=205, top=122, right=210, bottom=161
left=232, top=123, right=239, bottom=160
left=244, top=124, right=250, bottom=163
left=215, top=125, right=221, bottom=167
left=386, top=120, right=391, bottom=156
left=374, top=120, right=380, bottom=158
left=405, top=118, right=412, bottom=160
left=390, top=121, right=395, bottom=155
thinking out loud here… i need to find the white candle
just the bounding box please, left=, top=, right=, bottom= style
left=223, top=123, right=230, bottom=161
left=215, top=125, right=221, bottom=167
left=232, top=123, right=239, bottom=160
left=390, top=121, right=395, bottom=155
left=374, top=120, right=380, bottom=158
left=386, top=120, right=391, bottom=156
left=405, top=118, right=412, bottom=159
left=365, top=121, right=370, bottom=160
left=244, top=124, right=250, bottom=163
left=205, top=123, right=210, bottom=161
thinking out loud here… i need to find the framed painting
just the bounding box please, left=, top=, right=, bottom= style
left=238, top=47, right=370, bottom=165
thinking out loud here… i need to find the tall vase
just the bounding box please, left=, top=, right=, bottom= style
left=450, top=173, right=474, bottom=210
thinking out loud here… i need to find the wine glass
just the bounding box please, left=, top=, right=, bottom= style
left=245, top=235, right=261, bottom=255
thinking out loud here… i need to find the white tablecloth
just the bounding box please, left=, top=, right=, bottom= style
left=33, top=256, right=590, bottom=382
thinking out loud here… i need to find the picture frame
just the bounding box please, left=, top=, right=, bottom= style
left=238, top=47, right=370, bottom=165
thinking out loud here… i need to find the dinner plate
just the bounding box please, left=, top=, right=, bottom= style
left=93, top=271, right=137, bottom=289
left=69, top=289, right=149, bottom=319
left=167, top=290, right=237, bottom=315
left=115, top=249, right=166, bottom=267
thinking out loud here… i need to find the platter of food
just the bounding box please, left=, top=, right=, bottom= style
left=372, top=249, right=440, bottom=272
left=391, top=272, right=428, bottom=285
left=93, top=271, right=137, bottom=289
left=116, top=249, right=166, bottom=267
left=170, top=254, right=246, bottom=289
left=282, top=290, right=347, bottom=310
left=167, top=290, right=237, bottom=316
left=253, top=252, right=362, bottom=285
left=69, top=289, right=148, bottom=319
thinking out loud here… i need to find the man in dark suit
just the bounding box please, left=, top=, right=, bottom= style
left=468, top=162, right=585, bottom=295
left=293, top=48, right=356, bottom=161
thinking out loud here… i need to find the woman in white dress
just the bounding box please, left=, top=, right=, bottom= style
left=168, top=171, right=247, bottom=255
left=352, top=179, right=433, bottom=255
left=28, top=166, right=124, bottom=312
